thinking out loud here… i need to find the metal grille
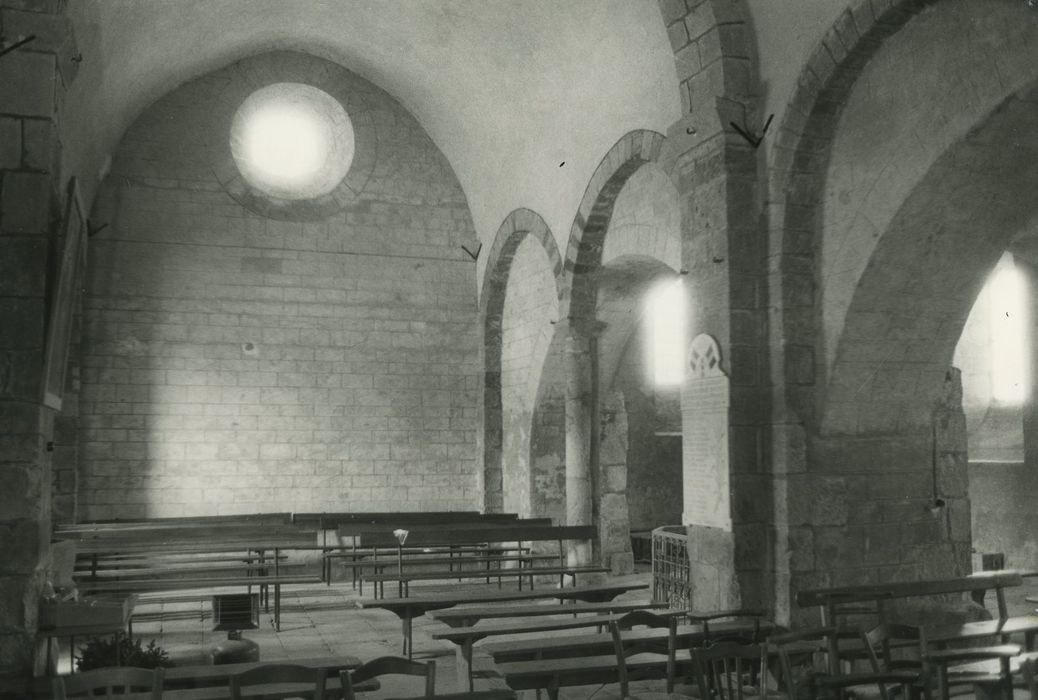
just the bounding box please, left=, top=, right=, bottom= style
left=652, top=525, right=690, bottom=609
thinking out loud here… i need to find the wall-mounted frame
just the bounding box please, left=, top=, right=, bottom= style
left=42, top=177, right=86, bottom=411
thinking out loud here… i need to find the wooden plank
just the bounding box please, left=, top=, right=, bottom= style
left=59, top=524, right=313, bottom=542
left=77, top=574, right=321, bottom=593
left=484, top=619, right=776, bottom=662
left=364, top=565, right=609, bottom=584
left=55, top=513, right=292, bottom=532
left=338, top=517, right=552, bottom=537
left=359, top=525, right=596, bottom=548
left=429, top=600, right=669, bottom=628
left=73, top=535, right=318, bottom=555
left=795, top=571, right=1023, bottom=607
left=164, top=655, right=359, bottom=688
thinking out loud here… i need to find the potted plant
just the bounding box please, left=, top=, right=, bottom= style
left=76, top=635, right=173, bottom=671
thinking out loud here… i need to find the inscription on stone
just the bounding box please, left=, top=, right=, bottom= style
left=681, top=334, right=731, bottom=531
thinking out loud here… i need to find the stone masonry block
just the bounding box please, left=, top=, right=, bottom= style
left=0, top=297, right=45, bottom=349
left=1, top=170, right=50, bottom=233
left=0, top=50, right=55, bottom=117
left=22, top=118, right=55, bottom=172
left=0, top=236, right=46, bottom=296
left=658, top=0, right=688, bottom=24
left=0, top=519, right=42, bottom=575
left=0, top=117, right=20, bottom=169
left=667, top=19, right=690, bottom=53
left=683, top=1, right=715, bottom=42
left=1, top=8, right=68, bottom=53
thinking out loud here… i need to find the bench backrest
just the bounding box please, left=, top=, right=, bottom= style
left=358, top=524, right=596, bottom=548
left=292, top=511, right=517, bottom=527
left=58, top=523, right=310, bottom=543
left=796, top=570, right=1023, bottom=622
left=73, top=531, right=319, bottom=556
left=338, top=517, right=552, bottom=539
left=56, top=513, right=293, bottom=533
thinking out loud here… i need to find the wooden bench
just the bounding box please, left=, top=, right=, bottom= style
left=485, top=618, right=777, bottom=663
left=358, top=524, right=603, bottom=598
left=357, top=581, right=649, bottom=657
left=491, top=619, right=778, bottom=700
left=796, top=569, right=1038, bottom=677
left=343, top=552, right=558, bottom=594
left=432, top=602, right=678, bottom=690
left=429, top=600, right=670, bottom=628
left=77, top=574, right=321, bottom=631
left=325, top=544, right=534, bottom=588
left=295, top=510, right=521, bottom=547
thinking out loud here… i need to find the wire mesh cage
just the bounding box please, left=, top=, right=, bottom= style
left=212, top=593, right=259, bottom=632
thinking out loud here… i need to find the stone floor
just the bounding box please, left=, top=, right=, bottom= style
left=52, top=570, right=1038, bottom=699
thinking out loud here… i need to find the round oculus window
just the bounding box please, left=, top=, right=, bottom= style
left=230, top=83, right=354, bottom=200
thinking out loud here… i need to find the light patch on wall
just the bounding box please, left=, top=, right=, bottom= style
left=231, top=83, right=354, bottom=200
left=990, top=253, right=1029, bottom=403
left=647, top=278, right=686, bottom=386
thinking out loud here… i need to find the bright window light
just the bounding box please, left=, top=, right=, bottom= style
left=990, top=257, right=1029, bottom=403
left=231, top=83, right=354, bottom=200
left=648, top=279, right=686, bottom=386
left=242, top=105, right=326, bottom=186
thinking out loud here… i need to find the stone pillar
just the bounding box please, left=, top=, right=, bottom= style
left=562, top=317, right=602, bottom=566
left=1017, top=259, right=1038, bottom=466
left=0, top=0, right=74, bottom=676
left=933, top=368, right=972, bottom=577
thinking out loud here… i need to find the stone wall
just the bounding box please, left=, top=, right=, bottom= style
left=78, top=52, right=480, bottom=518
left=0, top=0, right=75, bottom=676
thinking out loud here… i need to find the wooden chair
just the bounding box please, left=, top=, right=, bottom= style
left=52, top=666, right=165, bottom=700
left=925, top=644, right=1019, bottom=700
left=690, top=640, right=768, bottom=700
left=689, top=609, right=770, bottom=646
left=229, top=662, right=327, bottom=700
left=810, top=623, right=928, bottom=700
left=608, top=611, right=686, bottom=698
left=767, top=626, right=843, bottom=700
left=341, top=656, right=435, bottom=700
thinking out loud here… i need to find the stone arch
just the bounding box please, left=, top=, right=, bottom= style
left=768, top=0, right=942, bottom=428
left=657, top=0, right=757, bottom=115
left=558, top=130, right=666, bottom=322
left=479, top=208, right=562, bottom=512
left=765, top=0, right=1038, bottom=611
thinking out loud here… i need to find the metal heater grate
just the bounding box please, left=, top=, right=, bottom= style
left=212, top=593, right=259, bottom=632
left=652, top=526, right=690, bottom=610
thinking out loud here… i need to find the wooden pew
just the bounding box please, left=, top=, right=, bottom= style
left=485, top=618, right=777, bottom=663
left=358, top=525, right=606, bottom=598
left=77, top=574, right=322, bottom=631
left=357, top=581, right=649, bottom=657
left=342, top=552, right=559, bottom=595
left=490, top=619, right=779, bottom=700
left=431, top=601, right=676, bottom=690
left=429, top=600, right=670, bottom=628
left=796, top=569, right=1038, bottom=684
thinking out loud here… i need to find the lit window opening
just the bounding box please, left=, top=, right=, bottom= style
left=648, top=278, right=686, bottom=386
left=230, top=83, right=354, bottom=200
left=990, top=255, right=1029, bottom=404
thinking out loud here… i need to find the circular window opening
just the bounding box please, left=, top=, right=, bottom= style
left=230, top=83, right=354, bottom=200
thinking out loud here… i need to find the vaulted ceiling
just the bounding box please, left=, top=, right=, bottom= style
left=63, top=0, right=682, bottom=262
